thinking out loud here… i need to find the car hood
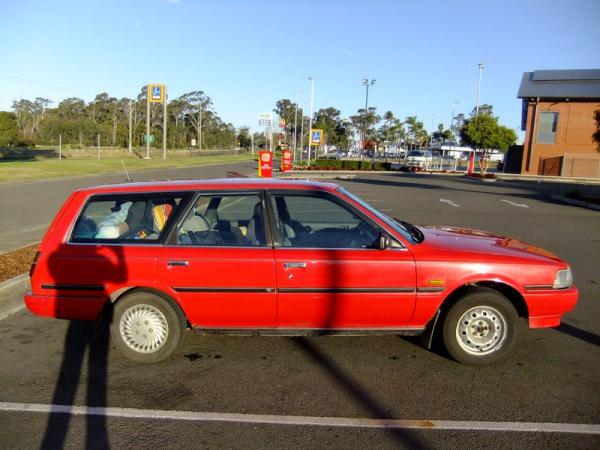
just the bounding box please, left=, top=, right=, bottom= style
left=417, top=226, right=564, bottom=264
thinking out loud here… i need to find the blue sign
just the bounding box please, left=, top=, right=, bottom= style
left=310, top=129, right=323, bottom=145
left=152, top=86, right=161, bottom=100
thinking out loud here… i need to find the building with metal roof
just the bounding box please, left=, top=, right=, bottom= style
left=517, top=69, right=600, bottom=178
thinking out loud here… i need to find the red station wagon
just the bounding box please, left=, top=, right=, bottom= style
left=24, top=178, right=578, bottom=365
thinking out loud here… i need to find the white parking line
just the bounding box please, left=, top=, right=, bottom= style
left=501, top=199, right=530, bottom=208
left=1, top=402, right=598, bottom=435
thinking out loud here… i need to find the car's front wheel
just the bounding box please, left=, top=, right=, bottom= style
left=110, top=291, right=184, bottom=363
left=441, top=287, right=519, bottom=365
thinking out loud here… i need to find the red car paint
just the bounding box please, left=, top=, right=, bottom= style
left=24, top=178, right=577, bottom=334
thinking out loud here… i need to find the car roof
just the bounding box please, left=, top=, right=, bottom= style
left=75, top=177, right=341, bottom=195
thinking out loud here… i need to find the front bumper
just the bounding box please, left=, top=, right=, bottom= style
left=525, top=286, right=578, bottom=328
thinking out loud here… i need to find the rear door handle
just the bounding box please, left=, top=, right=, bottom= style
left=167, top=260, right=189, bottom=267
left=284, top=262, right=307, bottom=269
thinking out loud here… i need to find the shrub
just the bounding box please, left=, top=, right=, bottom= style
left=360, top=160, right=372, bottom=170
left=314, top=159, right=342, bottom=169
left=342, top=160, right=360, bottom=170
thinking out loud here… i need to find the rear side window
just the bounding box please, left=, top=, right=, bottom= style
left=176, top=193, right=266, bottom=246
left=71, top=193, right=187, bottom=243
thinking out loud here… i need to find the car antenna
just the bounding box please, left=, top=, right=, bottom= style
left=121, top=160, right=131, bottom=182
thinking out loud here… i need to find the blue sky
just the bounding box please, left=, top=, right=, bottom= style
left=1, top=0, right=599, bottom=136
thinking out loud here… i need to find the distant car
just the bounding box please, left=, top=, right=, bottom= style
left=404, top=149, right=433, bottom=169
left=25, top=179, right=577, bottom=365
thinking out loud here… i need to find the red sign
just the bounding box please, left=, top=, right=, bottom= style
left=279, top=119, right=286, bottom=129
left=281, top=149, right=293, bottom=172
left=258, top=151, right=273, bottom=177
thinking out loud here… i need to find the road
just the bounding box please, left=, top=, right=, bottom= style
left=0, top=161, right=257, bottom=253
left=0, top=171, right=599, bottom=449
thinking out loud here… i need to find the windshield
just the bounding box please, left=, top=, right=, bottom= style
left=408, top=151, right=424, bottom=157
left=337, top=186, right=422, bottom=244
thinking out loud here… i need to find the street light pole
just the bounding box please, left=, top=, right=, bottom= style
left=361, top=79, right=376, bottom=151
left=307, top=76, right=314, bottom=166
left=476, top=63, right=484, bottom=116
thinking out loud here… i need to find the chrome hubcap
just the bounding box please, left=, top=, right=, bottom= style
left=120, top=304, right=168, bottom=353
left=456, top=305, right=507, bottom=355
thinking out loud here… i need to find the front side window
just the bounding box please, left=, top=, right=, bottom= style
left=71, top=193, right=186, bottom=243
left=177, top=193, right=266, bottom=246
left=538, top=112, right=558, bottom=144
left=270, top=193, right=380, bottom=249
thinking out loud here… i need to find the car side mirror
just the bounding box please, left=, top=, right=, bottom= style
left=377, top=234, right=390, bottom=250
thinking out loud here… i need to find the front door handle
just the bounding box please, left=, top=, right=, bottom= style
left=167, top=260, right=189, bottom=267
left=284, top=262, right=307, bottom=269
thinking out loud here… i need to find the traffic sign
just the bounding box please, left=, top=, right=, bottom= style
left=148, top=84, right=165, bottom=103
left=143, top=134, right=156, bottom=144
left=310, top=128, right=323, bottom=146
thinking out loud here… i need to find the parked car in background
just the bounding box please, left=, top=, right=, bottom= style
left=25, top=179, right=577, bottom=365
left=404, top=149, right=433, bottom=170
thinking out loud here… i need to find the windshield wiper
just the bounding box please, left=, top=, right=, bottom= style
left=395, top=218, right=424, bottom=243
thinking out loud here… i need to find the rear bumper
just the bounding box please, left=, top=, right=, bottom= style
left=24, top=294, right=106, bottom=321
left=526, top=286, right=578, bottom=328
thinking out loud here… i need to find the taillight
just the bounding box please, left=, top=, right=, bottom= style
left=29, top=251, right=41, bottom=278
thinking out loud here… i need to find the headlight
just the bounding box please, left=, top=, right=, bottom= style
left=553, top=267, right=573, bottom=289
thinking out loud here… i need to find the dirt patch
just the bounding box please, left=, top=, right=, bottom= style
left=0, top=244, right=38, bottom=283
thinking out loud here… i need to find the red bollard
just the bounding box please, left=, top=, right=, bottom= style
left=467, top=152, right=475, bottom=176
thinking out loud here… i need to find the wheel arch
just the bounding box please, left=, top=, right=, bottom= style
left=109, top=286, right=189, bottom=328
left=442, top=281, right=529, bottom=319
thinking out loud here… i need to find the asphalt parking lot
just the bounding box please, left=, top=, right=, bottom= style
left=1, top=169, right=599, bottom=449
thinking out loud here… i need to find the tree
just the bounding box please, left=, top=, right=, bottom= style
left=273, top=99, right=297, bottom=143
left=470, top=103, right=494, bottom=117
left=313, top=107, right=350, bottom=148
left=460, top=113, right=517, bottom=174
left=432, top=123, right=452, bottom=143
left=237, top=127, right=251, bottom=149
left=0, top=111, right=19, bottom=146
left=593, top=107, right=600, bottom=152
left=404, top=116, right=428, bottom=149
left=350, top=107, right=380, bottom=151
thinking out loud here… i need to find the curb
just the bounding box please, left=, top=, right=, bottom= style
left=0, top=273, right=29, bottom=321
left=550, top=196, right=600, bottom=211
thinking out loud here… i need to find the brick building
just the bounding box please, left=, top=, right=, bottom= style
left=518, top=69, right=600, bottom=177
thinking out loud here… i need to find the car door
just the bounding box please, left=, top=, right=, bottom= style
left=157, top=192, right=277, bottom=328
left=268, top=191, right=416, bottom=330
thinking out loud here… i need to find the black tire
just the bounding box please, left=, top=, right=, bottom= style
left=110, top=291, right=184, bottom=363
left=441, top=287, right=519, bottom=366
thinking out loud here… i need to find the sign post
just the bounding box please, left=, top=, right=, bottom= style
left=258, top=112, right=273, bottom=153
left=309, top=128, right=323, bottom=165
left=146, top=83, right=166, bottom=159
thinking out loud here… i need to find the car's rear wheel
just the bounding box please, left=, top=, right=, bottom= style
left=110, top=291, right=184, bottom=363
left=442, top=287, right=518, bottom=365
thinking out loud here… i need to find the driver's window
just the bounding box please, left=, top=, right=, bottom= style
left=270, top=193, right=378, bottom=249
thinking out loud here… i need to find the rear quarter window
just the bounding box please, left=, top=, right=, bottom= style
left=70, top=193, right=188, bottom=243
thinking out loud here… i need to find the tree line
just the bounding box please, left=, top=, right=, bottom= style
left=271, top=99, right=514, bottom=151
left=0, top=87, right=238, bottom=149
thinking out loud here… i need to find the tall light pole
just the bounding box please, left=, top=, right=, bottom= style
left=307, top=76, right=314, bottom=165
left=361, top=79, right=376, bottom=151
left=476, top=63, right=484, bottom=116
